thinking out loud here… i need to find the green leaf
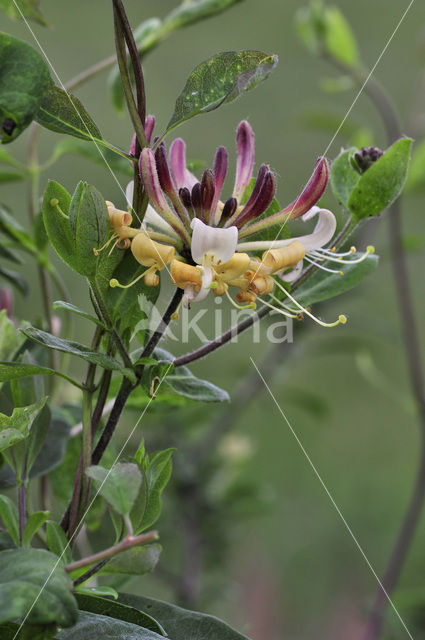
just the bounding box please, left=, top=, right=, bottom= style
left=118, top=594, right=252, bottom=640
left=0, top=170, right=24, bottom=183
left=0, top=265, right=28, bottom=295
left=154, top=348, right=230, bottom=402
left=348, top=138, right=412, bottom=219
left=36, top=85, right=102, bottom=142
left=0, top=361, right=84, bottom=390
left=0, top=495, right=19, bottom=546
left=164, top=0, right=243, bottom=29
left=0, top=310, right=23, bottom=361
left=75, top=594, right=166, bottom=636
left=75, top=586, right=118, bottom=599
left=0, top=396, right=46, bottom=455
left=69, top=182, right=109, bottom=276
left=98, top=542, right=161, bottom=576
left=26, top=402, right=50, bottom=473
left=0, top=203, right=36, bottom=253
left=22, top=510, right=50, bottom=548
left=0, top=243, right=24, bottom=264
left=137, top=448, right=174, bottom=533
left=53, top=300, right=107, bottom=329
left=330, top=146, right=360, bottom=209
left=323, top=7, right=360, bottom=68
left=0, top=0, right=49, bottom=27
left=0, top=266, right=28, bottom=295
left=20, top=326, right=132, bottom=374
left=46, top=520, right=72, bottom=565
left=0, top=548, right=77, bottom=627
left=86, top=463, right=142, bottom=517
left=0, top=32, right=50, bottom=143
left=166, top=50, right=278, bottom=133
left=42, top=180, right=78, bottom=271
left=405, top=138, right=425, bottom=192
left=295, top=254, right=379, bottom=307
left=57, top=610, right=166, bottom=639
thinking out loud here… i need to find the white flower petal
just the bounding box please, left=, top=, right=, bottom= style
left=125, top=180, right=134, bottom=208
left=280, top=259, right=303, bottom=282
left=236, top=206, right=337, bottom=252
left=190, top=219, right=238, bottom=266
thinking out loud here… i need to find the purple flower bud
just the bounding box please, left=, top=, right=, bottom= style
left=233, top=120, right=255, bottom=203
left=225, top=164, right=268, bottom=227
left=129, top=133, right=137, bottom=156
left=237, top=157, right=330, bottom=239
left=169, top=138, right=197, bottom=191
left=209, top=146, right=228, bottom=223
left=201, top=169, right=215, bottom=220
left=156, top=143, right=190, bottom=224
left=220, top=197, right=238, bottom=224
left=139, top=148, right=189, bottom=241
left=145, top=115, right=155, bottom=145
left=191, top=182, right=202, bottom=218
left=235, top=171, right=276, bottom=228
left=278, top=157, right=329, bottom=220
left=179, top=187, right=193, bottom=210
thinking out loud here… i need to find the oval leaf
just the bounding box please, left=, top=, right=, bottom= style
left=36, top=84, right=102, bottom=141
left=86, top=463, right=142, bottom=517
left=166, top=50, right=278, bottom=133
left=46, top=520, right=72, bottom=565
left=0, top=548, right=77, bottom=627
left=119, top=594, right=252, bottom=640
left=348, top=138, right=413, bottom=219
left=0, top=32, right=50, bottom=143
left=57, top=610, right=165, bottom=639
left=0, top=0, right=49, bottom=27
left=22, top=510, right=50, bottom=548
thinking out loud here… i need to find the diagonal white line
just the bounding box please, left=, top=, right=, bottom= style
left=249, top=0, right=416, bottom=280
left=12, top=363, right=174, bottom=640
left=250, top=356, right=414, bottom=640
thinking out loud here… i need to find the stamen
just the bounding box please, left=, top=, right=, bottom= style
left=224, top=287, right=256, bottom=310
left=317, top=246, right=357, bottom=257
left=93, top=233, right=118, bottom=256
left=110, top=266, right=156, bottom=289
left=273, top=278, right=347, bottom=328
left=310, top=246, right=374, bottom=265
left=304, top=255, right=343, bottom=275
left=50, top=199, right=69, bottom=220
left=257, top=296, right=300, bottom=319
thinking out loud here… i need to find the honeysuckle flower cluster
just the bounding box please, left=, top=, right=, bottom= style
left=102, top=119, right=374, bottom=328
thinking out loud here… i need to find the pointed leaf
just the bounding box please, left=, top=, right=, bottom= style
left=0, top=495, right=19, bottom=546
left=46, top=520, right=72, bottom=565
left=118, top=593, right=252, bottom=640
left=330, top=147, right=360, bottom=209
left=22, top=510, right=50, bottom=548
left=0, top=0, right=49, bottom=27
left=75, top=593, right=166, bottom=636
left=137, top=449, right=174, bottom=533
left=36, top=85, right=103, bottom=142
left=0, top=361, right=84, bottom=390
left=0, top=203, right=36, bottom=252
left=86, top=463, right=142, bottom=516
left=166, top=50, right=278, bottom=133
left=69, top=182, right=109, bottom=276
left=97, top=542, right=161, bottom=576
left=0, top=265, right=28, bottom=296
left=0, top=170, right=24, bottom=183
left=0, top=396, right=46, bottom=455
left=0, top=32, right=50, bottom=143
left=42, top=180, right=78, bottom=271
left=164, top=0, right=244, bottom=29
left=20, top=326, right=133, bottom=375
left=0, top=310, right=23, bottom=361
left=348, top=138, right=413, bottom=218
left=53, top=300, right=107, bottom=329
left=57, top=610, right=166, bottom=639
left=0, top=548, right=77, bottom=627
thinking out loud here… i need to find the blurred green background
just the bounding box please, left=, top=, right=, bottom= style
left=2, top=1, right=425, bottom=638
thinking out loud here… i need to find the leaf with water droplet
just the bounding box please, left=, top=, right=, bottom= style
left=166, top=50, right=278, bottom=133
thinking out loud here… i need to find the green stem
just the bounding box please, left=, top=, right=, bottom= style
left=18, top=479, right=27, bottom=547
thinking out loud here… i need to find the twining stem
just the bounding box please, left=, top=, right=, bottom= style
left=112, top=3, right=147, bottom=149
left=142, top=288, right=184, bottom=358
left=66, top=530, right=158, bottom=575
left=325, top=57, right=425, bottom=639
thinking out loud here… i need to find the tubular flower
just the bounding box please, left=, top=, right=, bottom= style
left=97, top=118, right=374, bottom=328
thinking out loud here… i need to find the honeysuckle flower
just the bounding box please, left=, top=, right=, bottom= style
left=98, top=119, right=373, bottom=328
